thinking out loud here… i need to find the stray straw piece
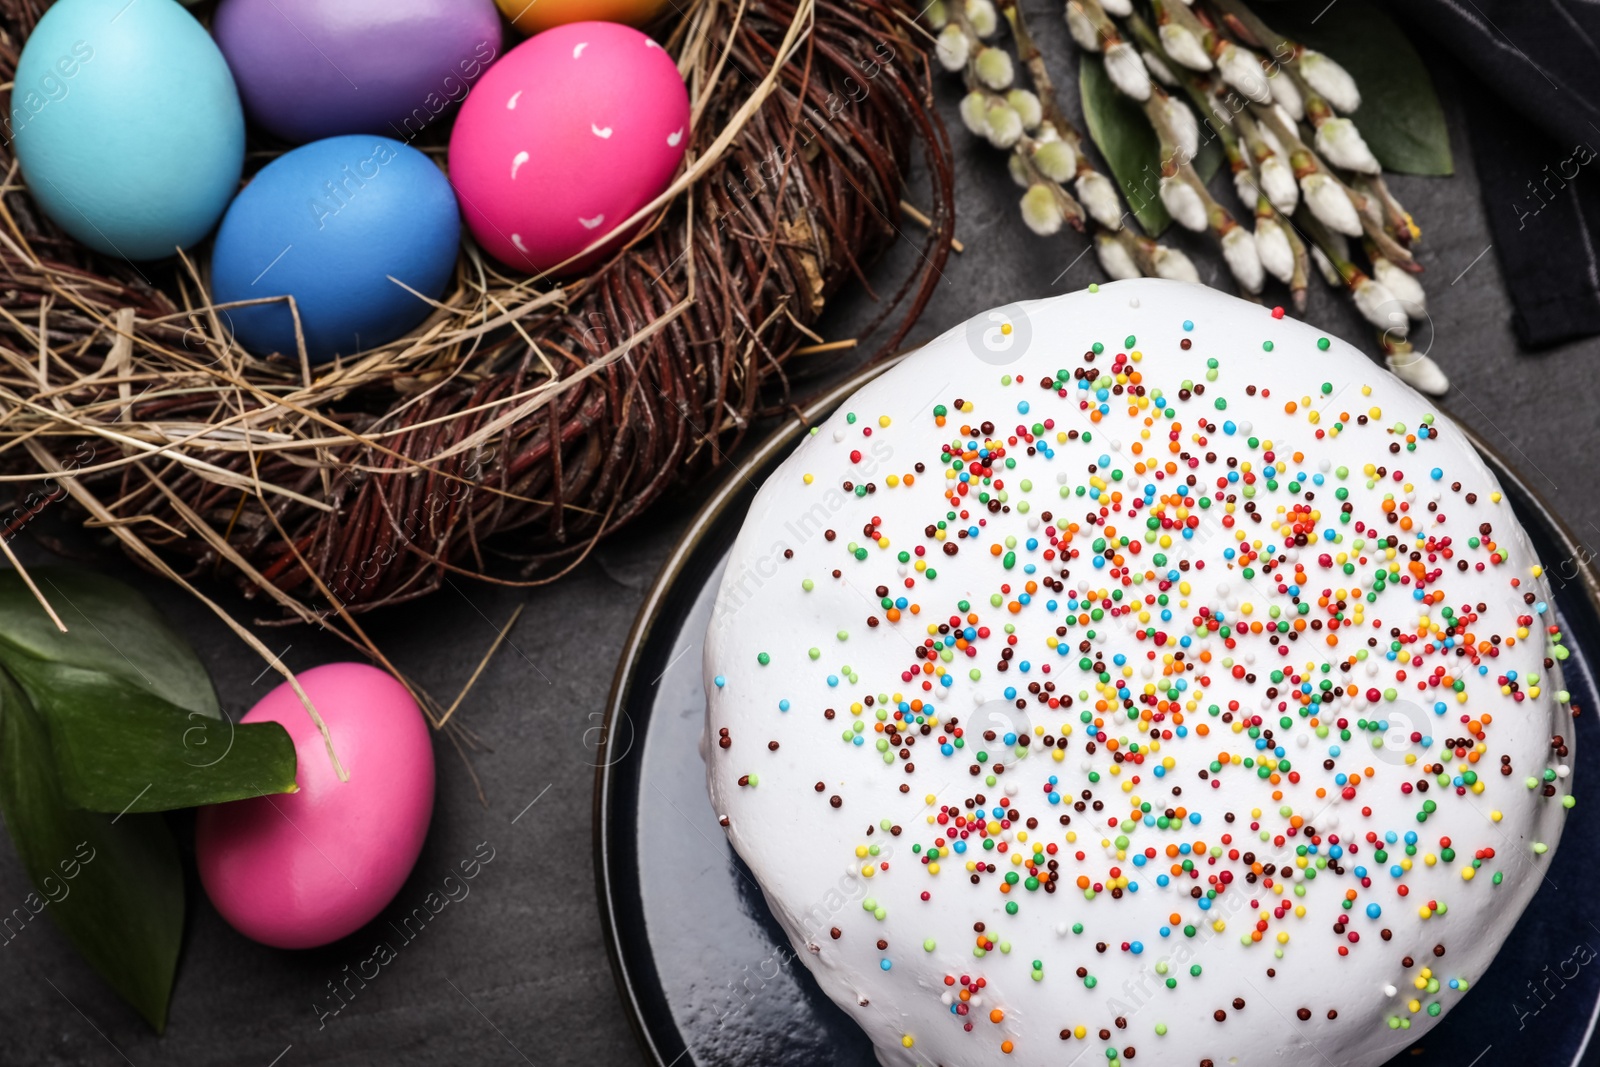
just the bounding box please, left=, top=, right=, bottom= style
left=439, top=602, right=526, bottom=729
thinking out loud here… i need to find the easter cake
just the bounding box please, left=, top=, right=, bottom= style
left=703, top=279, right=1576, bottom=1066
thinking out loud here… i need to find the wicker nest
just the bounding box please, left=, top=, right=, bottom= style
left=0, top=0, right=954, bottom=669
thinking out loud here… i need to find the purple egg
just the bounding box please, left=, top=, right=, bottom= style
left=214, top=0, right=503, bottom=144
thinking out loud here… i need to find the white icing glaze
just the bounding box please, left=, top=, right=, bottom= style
left=704, top=280, right=1574, bottom=1066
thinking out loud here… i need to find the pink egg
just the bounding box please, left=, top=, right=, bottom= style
left=195, top=663, right=435, bottom=949
left=448, top=21, right=689, bottom=274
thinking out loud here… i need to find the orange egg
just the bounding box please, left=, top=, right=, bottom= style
left=495, top=0, right=672, bottom=34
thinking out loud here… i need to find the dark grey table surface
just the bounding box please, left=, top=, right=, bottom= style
left=5, top=10, right=1598, bottom=1066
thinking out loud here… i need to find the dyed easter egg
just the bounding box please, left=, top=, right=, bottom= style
left=209, top=136, right=460, bottom=363
left=494, top=0, right=672, bottom=35
left=195, top=663, right=435, bottom=950
left=214, top=0, right=503, bottom=144
left=448, top=22, right=688, bottom=274
left=12, top=0, right=244, bottom=261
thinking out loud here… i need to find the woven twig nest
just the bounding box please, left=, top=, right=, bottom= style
left=0, top=0, right=954, bottom=662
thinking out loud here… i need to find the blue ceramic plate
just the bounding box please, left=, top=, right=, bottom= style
left=594, top=365, right=1600, bottom=1067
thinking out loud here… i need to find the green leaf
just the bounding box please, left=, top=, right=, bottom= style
left=1267, top=0, right=1453, bottom=176
left=1194, top=127, right=1225, bottom=184
left=0, top=571, right=298, bottom=811
left=1082, top=55, right=1168, bottom=234
left=41, top=668, right=298, bottom=813
left=0, top=568, right=219, bottom=719
left=0, top=667, right=182, bottom=1031
left=1079, top=55, right=1225, bottom=237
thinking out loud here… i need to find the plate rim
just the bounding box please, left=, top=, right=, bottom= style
left=591, top=362, right=1600, bottom=1067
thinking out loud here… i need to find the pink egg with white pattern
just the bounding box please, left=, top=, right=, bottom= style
left=448, top=21, right=688, bottom=275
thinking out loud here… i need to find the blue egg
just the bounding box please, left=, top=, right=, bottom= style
left=210, top=136, right=460, bottom=363
left=13, top=0, right=244, bottom=260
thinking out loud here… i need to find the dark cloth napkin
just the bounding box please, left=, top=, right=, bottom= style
left=1390, top=0, right=1600, bottom=348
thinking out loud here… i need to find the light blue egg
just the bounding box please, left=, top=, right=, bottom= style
left=12, top=0, right=244, bottom=260
left=210, top=136, right=460, bottom=363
